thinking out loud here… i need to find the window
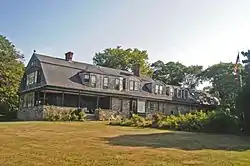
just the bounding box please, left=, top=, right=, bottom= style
left=177, top=89, right=181, bottom=98
left=122, top=78, right=126, bottom=90
left=184, top=90, right=189, bottom=99
left=115, top=78, right=120, bottom=90
left=129, top=80, right=134, bottom=91
left=166, top=87, right=170, bottom=96
left=91, top=75, right=97, bottom=87
left=159, top=86, right=163, bottom=95
left=26, top=71, right=37, bottom=86
left=170, top=87, right=174, bottom=96
left=103, top=77, right=109, bottom=89
left=174, top=88, right=178, bottom=97
left=182, top=90, right=185, bottom=99
left=134, top=81, right=139, bottom=91
left=83, top=74, right=90, bottom=82
left=149, top=102, right=157, bottom=112
left=23, top=92, right=35, bottom=108
left=155, top=85, right=159, bottom=94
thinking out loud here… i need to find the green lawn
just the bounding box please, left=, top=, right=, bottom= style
left=0, top=122, right=249, bottom=166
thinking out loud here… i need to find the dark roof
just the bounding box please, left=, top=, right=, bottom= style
left=35, top=53, right=170, bottom=101
left=34, top=53, right=219, bottom=105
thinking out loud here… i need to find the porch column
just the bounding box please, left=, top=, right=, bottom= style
left=37, top=90, right=40, bottom=105
left=62, top=92, right=64, bottom=106
left=96, top=96, right=99, bottom=109
left=43, top=90, right=46, bottom=105
left=78, top=92, right=81, bottom=108
left=109, top=96, right=112, bottom=110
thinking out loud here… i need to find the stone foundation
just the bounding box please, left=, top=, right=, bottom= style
left=18, top=106, right=44, bottom=120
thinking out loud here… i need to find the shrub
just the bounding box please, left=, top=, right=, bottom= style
left=43, top=106, right=86, bottom=121
left=109, top=109, right=240, bottom=134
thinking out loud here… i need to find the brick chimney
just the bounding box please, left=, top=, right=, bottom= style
left=65, top=51, right=73, bottom=61
left=133, top=64, right=141, bottom=77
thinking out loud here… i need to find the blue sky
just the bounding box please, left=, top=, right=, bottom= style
left=1, top=0, right=250, bottom=67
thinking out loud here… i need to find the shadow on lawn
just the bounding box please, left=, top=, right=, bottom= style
left=103, top=131, right=250, bottom=151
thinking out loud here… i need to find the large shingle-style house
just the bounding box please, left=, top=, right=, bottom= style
left=18, top=51, right=219, bottom=120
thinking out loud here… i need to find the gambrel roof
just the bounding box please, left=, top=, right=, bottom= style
left=30, top=53, right=219, bottom=106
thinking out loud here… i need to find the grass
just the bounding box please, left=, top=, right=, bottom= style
left=0, top=122, right=250, bottom=166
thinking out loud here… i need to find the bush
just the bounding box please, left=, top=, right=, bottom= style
left=43, top=106, right=86, bottom=121
left=109, top=110, right=240, bottom=134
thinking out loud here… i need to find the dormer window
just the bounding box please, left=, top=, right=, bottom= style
left=177, top=89, right=181, bottom=98
left=129, top=81, right=133, bottom=91
left=115, top=78, right=120, bottom=90
left=174, top=88, right=178, bottom=97
left=129, top=80, right=139, bottom=91
left=103, top=77, right=109, bottom=89
left=185, top=90, right=189, bottom=99
left=155, top=85, right=159, bottom=94
left=134, top=81, right=139, bottom=91
left=91, top=75, right=97, bottom=87
left=83, top=74, right=90, bottom=83
left=159, top=85, right=163, bottom=95
left=166, top=87, right=170, bottom=96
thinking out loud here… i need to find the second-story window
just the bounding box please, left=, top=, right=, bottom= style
left=129, top=80, right=134, bottom=91
left=185, top=90, right=189, bottom=99
left=177, top=89, right=181, bottom=98
left=103, top=77, right=109, bottom=89
left=83, top=74, right=90, bottom=83
left=166, top=87, right=170, bottom=96
left=91, top=75, right=97, bottom=87
left=26, top=71, right=38, bottom=86
left=155, top=85, right=159, bottom=94
left=174, top=88, right=178, bottom=97
left=134, top=81, right=139, bottom=91
left=159, top=85, right=163, bottom=95
left=115, top=78, right=120, bottom=90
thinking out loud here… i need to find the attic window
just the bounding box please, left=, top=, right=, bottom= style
left=134, top=81, right=139, bottom=91
left=103, top=77, right=109, bottom=89
left=155, top=85, right=159, bottom=94
left=166, top=87, right=170, bottom=96
left=159, top=85, right=163, bottom=95
left=91, top=75, right=97, bottom=87
left=129, top=80, right=134, bottom=91
left=177, top=89, right=181, bottom=98
left=83, top=74, right=90, bottom=82
left=174, top=88, right=178, bottom=97
left=115, top=78, right=120, bottom=90
left=185, top=90, right=189, bottom=99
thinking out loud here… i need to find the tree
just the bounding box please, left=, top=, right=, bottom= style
left=200, top=62, right=246, bottom=112
left=93, top=46, right=153, bottom=76
left=151, top=61, right=203, bottom=88
left=0, top=35, right=24, bottom=113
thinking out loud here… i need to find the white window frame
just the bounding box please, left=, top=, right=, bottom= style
left=134, top=81, right=139, bottom=91
left=129, top=80, right=134, bottom=91
left=91, top=75, right=97, bottom=87
left=159, top=85, right=163, bottom=95
left=103, top=77, right=109, bottom=88
left=155, top=85, right=159, bottom=94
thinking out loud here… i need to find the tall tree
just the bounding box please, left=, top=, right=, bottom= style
left=93, top=46, right=153, bottom=75
left=0, top=35, right=24, bottom=112
left=151, top=61, right=202, bottom=88
left=200, top=62, right=246, bottom=112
